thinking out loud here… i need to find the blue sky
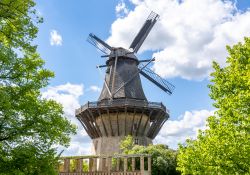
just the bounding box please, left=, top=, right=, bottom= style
left=36, top=0, right=250, bottom=155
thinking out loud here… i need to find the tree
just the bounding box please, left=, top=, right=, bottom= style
left=177, top=38, right=250, bottom=174
left=120, top=135, right=180, bottom=175
left=0, top=0, right=76, bottom=174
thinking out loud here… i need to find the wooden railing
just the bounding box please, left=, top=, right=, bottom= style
left=76, top=98, right=168, bottom=115
left=58, top=154, right=151, bottom=175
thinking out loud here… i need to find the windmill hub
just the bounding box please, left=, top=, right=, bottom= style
left=76, top=11, right=175, bottom=157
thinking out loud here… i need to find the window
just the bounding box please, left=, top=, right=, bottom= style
left=134, top=138, right=139, bottom=145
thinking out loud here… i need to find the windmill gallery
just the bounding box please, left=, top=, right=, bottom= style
left=59, top=11, right=175, bottom=174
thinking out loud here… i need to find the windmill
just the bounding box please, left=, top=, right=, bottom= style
left=76, top=11, right=174, bottom=156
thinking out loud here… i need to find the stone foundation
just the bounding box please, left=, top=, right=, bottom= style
left=91, top=136, right=152, bottom=155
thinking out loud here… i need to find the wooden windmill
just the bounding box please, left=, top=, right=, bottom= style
left=76, top=11, right=174, bottom=155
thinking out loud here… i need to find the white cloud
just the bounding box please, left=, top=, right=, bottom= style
left=108, top=0, right=250, bottom=80
left=50, top=30, right=63, bottom=46
left=129, top=0, right=142, bottom=5
left=42, top=83, right=92, bottom=156
left=88, top=85, right=101, bottom=93
left=155, top=109, right=215, bottom=149
left=42, top=83, right=83, bottom=117
left=59, top=142, right=91, bottom=156
left=116, top=0, right=129, bottom=17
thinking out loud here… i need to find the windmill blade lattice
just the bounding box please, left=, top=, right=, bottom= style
left=129, top=11, right=159, bottom=53
left=87, top=33, right=112, bottom=54
left=138, top=64, right=175, bottom=95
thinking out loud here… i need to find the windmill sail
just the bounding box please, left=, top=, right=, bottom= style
left=87, top=33, right=112, bottom=54
left=129, top=11, right=159, bottom=53
left=138, top=65, right=175, bottom=95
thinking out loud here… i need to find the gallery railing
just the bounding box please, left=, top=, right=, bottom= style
left=76, top=98, right=168, bottom=114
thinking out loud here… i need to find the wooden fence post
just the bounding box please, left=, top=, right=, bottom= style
left=99, top=158, right=103, bottom=171
left=124, top=157, right=128, bottom=173
left=89, top=158, right=93, bottom=172
left=116, top=158, right=120, bottom=172
left=76, top=158, right=83, bottom=173
left=148, top=156, right=152, bottom=175
left=93, top=158, right=97, bottom=171
left=107, top=157, right=111, bottom=173
left=132, top=157, right=135, bottom=171
left=140, top=156, right=144, bottom=174
left=64, top=158, right=70, bottom=173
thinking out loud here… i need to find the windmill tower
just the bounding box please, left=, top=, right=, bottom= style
left=76, top=11, right=175, bottom=155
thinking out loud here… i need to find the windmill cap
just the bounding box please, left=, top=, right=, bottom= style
left=107, top=47, right=138, bottom=63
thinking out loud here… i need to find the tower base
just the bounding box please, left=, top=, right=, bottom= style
left=91, top=136, right=152, bottom=155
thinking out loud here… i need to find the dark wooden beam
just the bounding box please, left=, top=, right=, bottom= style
left=152, top=115, right=167, bottom=139
left=130, top=108, right=136, bottom=135
left=149, top=111, right=164, bottom=138
left=116, top=110, right=119, bottom=136
left=87, top=109, right=102, bottom=137
left=77, top=116, right=92, bottom=138
left=106, top=109, right=114, bottom=136
left=124, top=107, right=127, bottom=135
left=147, top=110, right=161, bottom=138
left=85, top=111, right=99, bottom=138
left=147, top=121, right=156, bottom=138
left=80, top=113, right=95, bottom=138
left=97, top=108, right=108, bottom=137
left=151, top=116, right=164, bottom=138
left=136, top=110, right=144, bottom=136
left=142, top=110, right=153, bottom=136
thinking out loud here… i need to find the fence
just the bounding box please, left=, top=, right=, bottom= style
left=58, top=154, right=151, bottom=175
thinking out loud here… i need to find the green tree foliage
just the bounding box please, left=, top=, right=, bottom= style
left=69, top=159, right=89, bottom=172
left=0, top=0, right=76, bottom=174
left=0, top=0, right=41, bottom=52
left=177, top=38, right=250, bottom=174
left=120, top=135, right=180, bottom=175
left=120, top=135, right=134, bottom=154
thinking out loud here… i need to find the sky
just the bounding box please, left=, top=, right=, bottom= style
left=35, top=0, right=250, bottom=155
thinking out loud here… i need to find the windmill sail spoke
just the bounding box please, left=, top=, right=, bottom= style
left=129, top=11, right=159, bottom=53
left=138, top=65, right=175, bottom=95
left=87, top=33, right=112, bottom=54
